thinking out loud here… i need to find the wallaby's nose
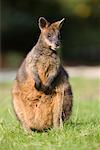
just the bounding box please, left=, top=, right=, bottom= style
left=56, top=41, right=60, bottom=47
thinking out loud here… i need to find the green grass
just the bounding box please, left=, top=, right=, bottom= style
left=0, top=77, right=100, bottom=150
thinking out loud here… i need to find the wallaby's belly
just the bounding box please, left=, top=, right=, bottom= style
left=12, top=76, right=55, bottom=130
left=12, top=67, right=72, bottom=130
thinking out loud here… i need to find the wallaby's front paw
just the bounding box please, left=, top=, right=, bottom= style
left=43, top=84, right=52, bottom=95
left=35, top=81, right=42, bottom=91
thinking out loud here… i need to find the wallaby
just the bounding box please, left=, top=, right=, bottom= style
left=12, top=17, right=73, bottom=133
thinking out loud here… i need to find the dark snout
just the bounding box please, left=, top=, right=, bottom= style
left=55, top=40, right=61, bottom=48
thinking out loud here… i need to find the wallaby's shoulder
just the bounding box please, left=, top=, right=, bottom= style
left=16, top=48, right=35, bottom=82
left=16, top=59, right=27, bottom=82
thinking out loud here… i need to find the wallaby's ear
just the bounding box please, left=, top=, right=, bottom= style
left=54, top=18, right=65, bottom=29
left=58, top=18, right=65, bottom=29
left=39, top=17, right=49, bottom=30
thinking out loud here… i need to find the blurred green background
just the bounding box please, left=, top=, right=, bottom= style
left=1, top=0, right=100, bottom=68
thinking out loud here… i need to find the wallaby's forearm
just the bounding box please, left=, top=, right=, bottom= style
left=44, top=64, right=61, bottom=91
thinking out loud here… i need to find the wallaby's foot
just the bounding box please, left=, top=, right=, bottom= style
left=60, top=118, right=63, bottom=129
left=53, top=123, right=63, bottom=130
left=22, top=123, right=32, bottom=134
left=53, top=116, right=63, bottom=129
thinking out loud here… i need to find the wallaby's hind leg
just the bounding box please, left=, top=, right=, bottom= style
left=53, top=89, right=64, bottom=129
left=12, top=93, right=32, bottom=133
left=62, top=84, right=73, bottom=121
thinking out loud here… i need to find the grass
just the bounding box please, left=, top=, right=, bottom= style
left=0, top=77, right=100, bottom=150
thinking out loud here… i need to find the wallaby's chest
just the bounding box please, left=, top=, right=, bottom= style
left=37, top=53, right=60, bottom=81
left=37, top=53, right=59, bottom=71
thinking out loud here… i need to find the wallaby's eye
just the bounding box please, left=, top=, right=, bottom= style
left=47, top=33, right=51, bottom=38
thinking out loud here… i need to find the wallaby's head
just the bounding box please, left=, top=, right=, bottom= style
left=38, top=17, right=65, bottom=50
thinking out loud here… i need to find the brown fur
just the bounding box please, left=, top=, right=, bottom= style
left=12, top=17, right=73, bottom=132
